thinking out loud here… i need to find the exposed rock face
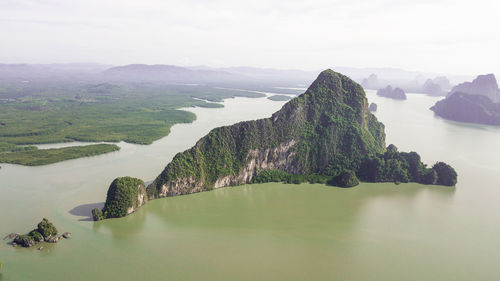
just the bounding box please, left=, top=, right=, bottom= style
left=448, top=74, right=499, bottom=103
left=38, top=218, right=58, bottom=241
left=147, top=70, right=386, bottom=200
left=377, top=85, right=407, bottom=100
left=95, top=69, right=457, bottom=219
left=7, top=218, right=64, bottom=248
left=431, top=92, right=500, bottom=126
left=369, top=103, right=377, bottom=112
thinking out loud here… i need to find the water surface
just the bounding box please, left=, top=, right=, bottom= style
left=1, top=92, right=500, bottom=280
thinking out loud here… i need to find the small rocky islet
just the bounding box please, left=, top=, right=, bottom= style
left=92, top=70, right=458, bottom=221
left=3, top=218, right=70, bottom=248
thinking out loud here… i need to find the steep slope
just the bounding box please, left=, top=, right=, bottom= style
left=147, top=69, right=384, bottom=199
left=447, top=74, right=499, bottom=103
left=94, top=69, right=457, bottom=220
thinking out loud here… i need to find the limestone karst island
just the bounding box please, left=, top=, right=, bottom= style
left=93, top=70, right=457, bottom=220
left=2, top=1, right=500, bottom=280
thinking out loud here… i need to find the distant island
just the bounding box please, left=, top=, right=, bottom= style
left=267, top=95, right=292, bottom=101
left=431, top=92, right=500, bottom=125
left=377, top=85, right=407, bottom=100
left=360, top=71, right=454, bottom=96
left=447, top=74, right=499, bottom=103
left=431, top=74, right=500, bottom=125
left=93, top=70, right=457, bottom=220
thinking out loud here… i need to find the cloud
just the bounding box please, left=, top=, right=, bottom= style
left=0, top=0, right=498, bottom=76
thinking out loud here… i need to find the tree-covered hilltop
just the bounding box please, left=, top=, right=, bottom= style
left=147, top=69, right=387, bottom=198
left=92, top=177, right=147, bottom=220
left=147, top=70, right=456, bottom=198
left=94, top=69, right=457, bottom=220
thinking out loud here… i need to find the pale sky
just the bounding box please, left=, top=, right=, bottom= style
left=1, top=0, right=498, bottom=76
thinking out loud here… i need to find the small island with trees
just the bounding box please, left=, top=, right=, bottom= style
left=4, top=218, right=70, bottom=248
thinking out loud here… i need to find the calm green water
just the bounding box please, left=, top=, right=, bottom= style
left=1, top=92, right=500, bottom=280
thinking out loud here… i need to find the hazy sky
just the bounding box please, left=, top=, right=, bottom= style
left=1, top=0, right=498, bottom=76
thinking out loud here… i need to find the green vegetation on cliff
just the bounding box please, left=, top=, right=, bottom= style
left=251, top=170, right=329, bottom=185
left=97, top=69, right=458, bottom=220
left=99, top=177, right=147, bottom=219
left=327, top=170, right=359, bottom=188
left=147, top=70, right=456, bottom=198
left=9, top=218, right=60, bottom=247
left=147, top=70, right=388, bottom=198
left=145, top=69, right=456, bottom=201
left=0, top=144, right=120, bottom=166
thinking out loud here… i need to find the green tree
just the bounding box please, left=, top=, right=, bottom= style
left=432, top=162, right=458, bottom=186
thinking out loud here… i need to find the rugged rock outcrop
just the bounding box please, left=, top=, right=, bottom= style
left=377, top=85, right=407, bottom=100
left=447, top=74, right=499, bottom=103
left=95, top=69, right=458, bottom=219
left=7, top=218, right=64, bottom=248
left=369, top=103, right=377, bottom=112
left=431, top=92, right=500, bottom=126
left=146, top=70, right=386, bottom=200
left=93, top=177, right=147, bottom=220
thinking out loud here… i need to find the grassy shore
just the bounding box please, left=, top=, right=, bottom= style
left=0, top=144, right=120, bottom=166
left=0, top=83, right=265, bottom=145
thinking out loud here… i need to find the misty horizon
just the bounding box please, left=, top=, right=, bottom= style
left=1, top=0, right=498, bottom=77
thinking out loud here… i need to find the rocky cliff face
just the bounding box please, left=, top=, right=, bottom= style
left=147, top=70, right=386, bottom=199
left=448, top=74, right=499, bottom=103
left=95, top=69, right=457, bottom=220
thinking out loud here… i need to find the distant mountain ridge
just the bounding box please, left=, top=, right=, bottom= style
left=0, top=63, right=479, bottom=92
left=447, top=74, right=500, bottom=103
left=102, top=64, right=239, bottom=83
